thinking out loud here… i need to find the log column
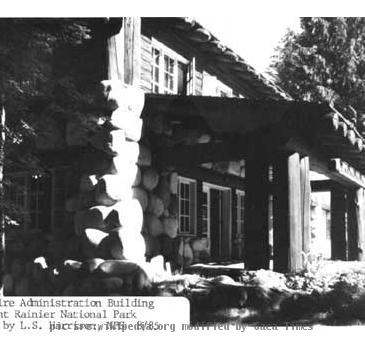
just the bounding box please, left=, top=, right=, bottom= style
left=348, top=188, right=365, bottom=261
left=330, top=184, right=347, bottom=260
left=300, top=156, right=311, bottom=257
left=243, top=152, right=270, bottom=270
left=347, top=190, right=358, bottom=260
left=273, top=153, right=302, bottom=273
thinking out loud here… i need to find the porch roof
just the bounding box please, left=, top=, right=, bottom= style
left=142, top=94, right=365, bottom=183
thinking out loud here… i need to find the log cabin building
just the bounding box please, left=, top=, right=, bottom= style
left=6, top=17, right=365, bottom=291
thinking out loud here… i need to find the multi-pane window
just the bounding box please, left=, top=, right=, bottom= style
left=151, top=39, right=189, bottom=95
left=29, top=175, right=46, bottom=230
left=152, top=49, right=176, bottom=94
left=236, top=190, right=245, bottom=235
left=163, top=55, right=175, bottom=94
left=152, top=47, right=161, bottom=93
left=8, top=173, right=46, bottom=231
left=202, top=188, right=210, bottom=235
left=178, top=177, right=196, bottom=235
left=51, top=168, right=72, bottom=229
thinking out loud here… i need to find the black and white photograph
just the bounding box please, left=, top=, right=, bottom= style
left=3, top=7, right=365, bottom=335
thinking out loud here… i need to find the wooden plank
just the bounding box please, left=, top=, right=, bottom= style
left=243, top=152, right=270, bottom=270
left=140, top=35, right=152, bottom=92
left=301, top=156, right=311, bottom=256
left=124, top=17, right=141, bottom=86
left=330, top=184, right=347, bottom=260
left=273, top=153, right=302, bottom=273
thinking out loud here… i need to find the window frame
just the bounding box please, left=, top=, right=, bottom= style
left=202, top=184, right=211, bottom=237
left=51, top=167, right=72, bottom=230
left=236, top=189, right=245, bottom=236
left=151, top=38, right=189, bottom=95
left=8, top=172, right=46, bottom=232
left=178, top=176, right=197, bottom=236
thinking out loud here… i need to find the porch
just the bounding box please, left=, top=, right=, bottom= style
left=142, top=94, right=365, bottom=273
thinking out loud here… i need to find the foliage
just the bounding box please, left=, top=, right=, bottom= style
left=0, top=18, right=105, bottom=224
left=271, top=17, right=365, bottom=131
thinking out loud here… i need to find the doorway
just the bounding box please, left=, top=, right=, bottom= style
left=203, top=183, right=231, bottom=260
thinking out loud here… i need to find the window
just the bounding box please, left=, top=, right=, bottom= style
left=236, top=190, right=245, bottom=235
left=29, top=174, right=46, bottom=230
left=51, top=168, right=72, bottom=229
left=178, top=177, right=196, bottom=234
left=151, top=38, right=189, bottom=95
left=8, top=173, right=47, bottom=231
left=202, top=187, right=210, bottom=236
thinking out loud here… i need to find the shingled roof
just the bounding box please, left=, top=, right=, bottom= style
left=142, top=17, right=291, bottom=101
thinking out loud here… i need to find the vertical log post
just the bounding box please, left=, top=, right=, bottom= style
left=347, top=189, right=358, bottom=261
left=106, top=17, right=141, bottom=85
left=243, top=152, right=270, bottom=270
left=123, top=17, right=141, bottom=86
left=300, top=156, right=311, bottom=258
left=330, top=184, right=347, bottom=260
left=273, top=153, right=302, bottom=273
left=106, top=18, right=124, bottom=81
left=355, top=188, right=365, bottom=261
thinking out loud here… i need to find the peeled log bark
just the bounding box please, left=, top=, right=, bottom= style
left=162, top=217, right=178, bottom=239
left=109, top=109, right=143, bottom=142
left=80, top=174, right=98, bottom=192
left=144, top=214, right=163, bottom=237
left=147, top=193, right=164, bottom=217
left=100, top=80, right=145, bottom=114
left=142, top=168, right=159, bottom=191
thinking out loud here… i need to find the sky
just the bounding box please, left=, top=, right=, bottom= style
left=196, top=16, right=301, bottom=75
